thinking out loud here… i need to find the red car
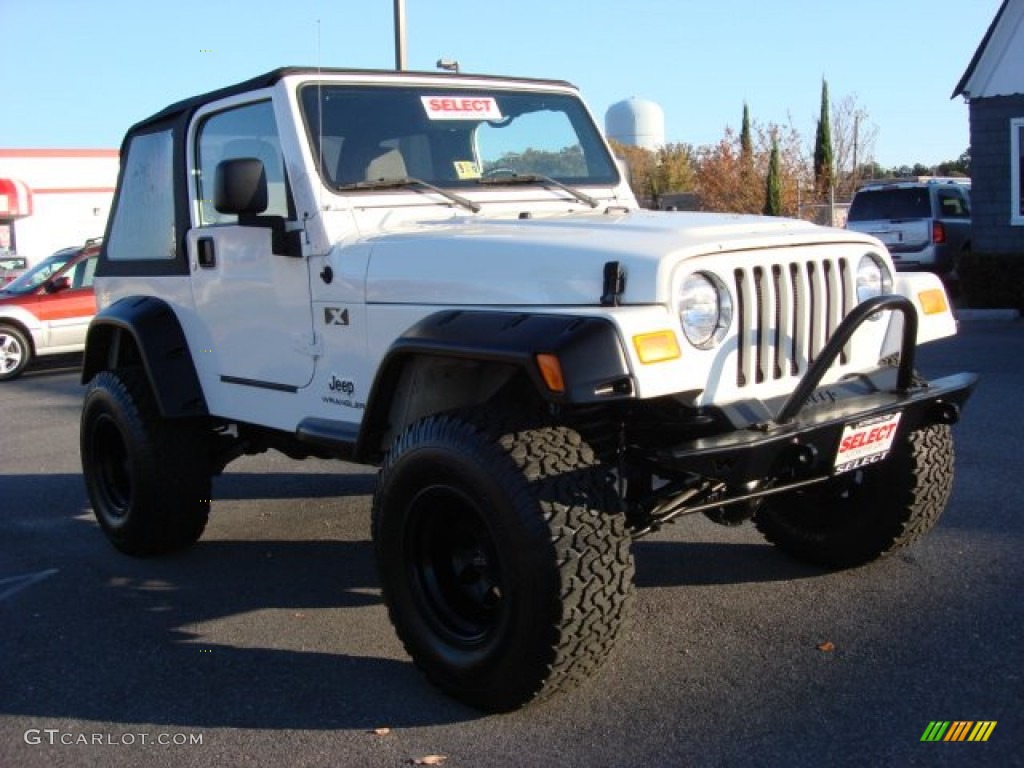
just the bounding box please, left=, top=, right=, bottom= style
left=0, top=239, right=100, bottom=380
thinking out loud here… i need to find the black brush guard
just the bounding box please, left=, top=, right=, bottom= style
left=631, top=295, right=979, bottom=535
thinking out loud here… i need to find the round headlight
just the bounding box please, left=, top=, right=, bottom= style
left=856, top=253, right=893, bottom=304
left=679, top=272, right=732, bottom=349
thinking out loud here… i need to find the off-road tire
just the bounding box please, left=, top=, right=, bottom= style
left=81, top=368, right=211, bottom=555
left=371, top=410, right=635, bottom=712
left=754, top=423, right=954, bottom=569
left=0, top=325, right=31, bottom=381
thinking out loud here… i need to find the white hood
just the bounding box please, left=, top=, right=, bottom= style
left=361, top=209, right=874, bottom=305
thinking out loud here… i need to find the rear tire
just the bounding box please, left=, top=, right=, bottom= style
left=0, top=325, right=31, bottom=381
left=81, top=368, right=211, bottom=555
left=372, top=411, right=634, bottom=712
left=755, top=423, right=954, bottom=568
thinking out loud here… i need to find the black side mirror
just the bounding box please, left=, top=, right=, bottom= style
left=215, top=157, right=268, bottom=215
left=46, top=275, right=71, bottom=294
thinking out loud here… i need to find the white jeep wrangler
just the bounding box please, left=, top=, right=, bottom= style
left=79, top=67, right=977, bottom=712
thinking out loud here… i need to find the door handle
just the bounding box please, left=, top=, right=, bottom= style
left=197, top=237, right=216, bottom=268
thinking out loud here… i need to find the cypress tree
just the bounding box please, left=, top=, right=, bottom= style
left=763, top=137, right=782, bottom=216
left=740, top=103, right=753, bottom=168
left=813, top=78, right=834, bottom=194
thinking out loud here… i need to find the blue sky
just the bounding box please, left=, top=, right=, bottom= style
left=2, top=0, right=999, bottom=168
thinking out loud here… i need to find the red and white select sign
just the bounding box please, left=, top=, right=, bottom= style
left=833, top=412, right=902, bottom=475
left=421, top=96, right=503, bottom=121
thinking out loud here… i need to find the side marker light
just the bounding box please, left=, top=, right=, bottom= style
left=633, top=331, right=682, bottom=364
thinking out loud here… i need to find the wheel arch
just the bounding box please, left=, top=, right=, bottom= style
left=0, top=316, right=37, bottom=355
left=81, top=296, right=207, bottom=418
left=353, top=309, right=634, bottom=463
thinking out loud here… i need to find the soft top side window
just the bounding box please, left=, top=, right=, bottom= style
left=106, top=130, right=176, bottom=261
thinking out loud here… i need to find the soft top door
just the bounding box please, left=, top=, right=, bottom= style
left=187, top=95, right=316, bottom=392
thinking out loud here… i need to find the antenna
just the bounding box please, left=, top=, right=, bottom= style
left=394, top=0, right=407, bottom=70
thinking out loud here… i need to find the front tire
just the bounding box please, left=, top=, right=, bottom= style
left=755, top=423, right=955, bottom=568
left=81, top=368, right=211, bottom=555
left=0, top=325, right=31, bottom=381
left=372, top=411, right=634, bottom=712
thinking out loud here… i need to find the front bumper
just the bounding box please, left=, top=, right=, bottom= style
left=652, top=295, right=978, bottom=487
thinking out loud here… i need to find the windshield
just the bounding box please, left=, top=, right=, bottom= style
left=2, top=248, right=78, bottom=295
left=299, top=84, right=619, bottom=191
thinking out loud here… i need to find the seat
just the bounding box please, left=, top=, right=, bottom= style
left=338, top=139, right=407, bottom=184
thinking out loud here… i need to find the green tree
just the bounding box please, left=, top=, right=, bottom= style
left=653, top=142, right=697, bottom=195
left=489, top=145, right=587, bottom=177
left=739, top=102, right=755, bottom=197
left=763, top=136, right=782, bottom=216
left=609, top=139, right=695, bottom=206
left=813, top=78, right=834, bottom=195
left=740, top=103, right=753, bottom=169
left=855, top=161, right=886, bottom=180
left=936, top=148, right=970, bottom=177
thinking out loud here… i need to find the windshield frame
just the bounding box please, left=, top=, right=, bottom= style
left=297, top=82, right=621, bottom=194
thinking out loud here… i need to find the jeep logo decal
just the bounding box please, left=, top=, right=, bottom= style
left=328, top=375, right=355, bottom=396
left=325, top=307, right=349, bottom=326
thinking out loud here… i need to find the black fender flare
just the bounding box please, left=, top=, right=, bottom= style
left=354, top=309, right=634, bottom=462
left=81, top=296, right=207, bottom=418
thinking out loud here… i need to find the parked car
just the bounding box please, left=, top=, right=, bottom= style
left=846, top=178, right=971, bottom=276
left=0, top=238, right=100, bottom=380
left=0, top=253, right=28, bottom=286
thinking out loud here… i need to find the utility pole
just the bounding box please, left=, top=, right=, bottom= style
left=852, top=113, right=860, bottom=186
left=394, top=0, right=407, bottom=71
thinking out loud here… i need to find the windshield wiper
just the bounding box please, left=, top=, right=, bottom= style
left=476, top=172, right=599, bottom=208
left=336, top=177, right=480, bottom=213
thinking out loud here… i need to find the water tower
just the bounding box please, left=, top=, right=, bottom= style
left=605, top=98, right=665, bottom=151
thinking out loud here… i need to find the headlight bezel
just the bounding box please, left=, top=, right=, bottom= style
left=856, top=252, right=894, bottom=305
left=678, top=271, right=733, bottom=350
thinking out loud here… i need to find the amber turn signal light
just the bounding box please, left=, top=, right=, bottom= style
left=918, top=289, right=948, bottom=315
left=535, top=353, right=565, bottom=393
left=633, top=330, right=682, bottom=364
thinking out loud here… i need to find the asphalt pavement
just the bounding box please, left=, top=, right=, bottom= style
left=0, top=321, right=1020, bottom=768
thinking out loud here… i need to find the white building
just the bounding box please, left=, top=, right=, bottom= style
left=0, top=149, right=118, bottom=265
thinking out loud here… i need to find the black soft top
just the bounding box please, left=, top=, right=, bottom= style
left=128, top=66, right=576, bottom=137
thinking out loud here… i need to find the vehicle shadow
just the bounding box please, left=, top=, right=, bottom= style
left=0, top=469, right=820, bottom=732
left=1, top=470, right=482, bottom=729
left=213, top=470, right=378, bottom=500
left=632, top=538, right=824, bottom=587
left=18, top=354, right=84, bottom=379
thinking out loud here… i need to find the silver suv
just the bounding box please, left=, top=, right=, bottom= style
left=846, top=178, right=971, bottom=276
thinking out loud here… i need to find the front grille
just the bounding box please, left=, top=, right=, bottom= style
left=733, top=257, right=854, bottom=388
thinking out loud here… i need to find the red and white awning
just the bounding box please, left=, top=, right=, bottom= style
left=0, top=178, right=33, bottom=218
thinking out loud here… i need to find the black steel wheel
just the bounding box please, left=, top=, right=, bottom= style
left=81, top=368, right=211, bottom=555
left=407, top=485, right=507, bottom=648
left=755, top=423, right=955, bottom=569
left=372, top=411, right=634, bottom=712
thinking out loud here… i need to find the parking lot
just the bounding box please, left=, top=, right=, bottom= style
left=0, top=320, right=1020, bottom=768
